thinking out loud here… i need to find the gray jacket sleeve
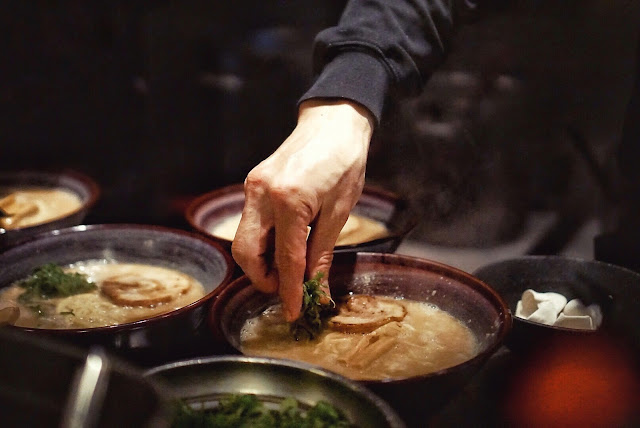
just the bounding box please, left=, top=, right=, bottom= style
left=299, top=0, right=481, bottom=125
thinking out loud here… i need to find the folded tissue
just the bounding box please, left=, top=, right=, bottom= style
left=515, top=289, right=602, bottom=330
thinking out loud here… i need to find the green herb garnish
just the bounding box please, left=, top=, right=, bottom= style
left=171, top=394, right=351, bottom=428
left=290, top=272, right=337, bottom=341
left=17, top=263, right=96, bottom=304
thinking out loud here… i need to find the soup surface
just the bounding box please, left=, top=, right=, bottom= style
left=240, top=295, right=479, bottom=381
left=209, top=212, right=388, bottom=246
left=0, top=187, right=83, bottom=230
left=0, top=261, right=206, bottom=329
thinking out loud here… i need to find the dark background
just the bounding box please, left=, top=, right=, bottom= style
left=1, top=0, right=639, bottom=252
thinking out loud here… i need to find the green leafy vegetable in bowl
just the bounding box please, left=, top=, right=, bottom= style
left=290, top=272, right=337, bottom=341
left=172, top=394, right=351, bottom=428
left=17, top=263, right=96, bottom=303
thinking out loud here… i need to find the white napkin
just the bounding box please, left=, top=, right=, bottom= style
left=516, top=289, right=567, bottom=325
left=515, top=289, right=602, bottom=330
left=555, top=299, right=603, bottom=330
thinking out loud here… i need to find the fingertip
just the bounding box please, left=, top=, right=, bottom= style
left=280, top=282, right=303, bottom=322
left=283, top=302, right=301, bottom=322
left=320, top=283, right=332, bottom=305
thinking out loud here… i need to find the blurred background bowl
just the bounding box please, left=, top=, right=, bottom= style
left=0, top=169, right=100, bottom=250
left=144, top=355, right=405, bottom=428
left=0, top=329, right=171, bottom=428
left=0, top=224, right=234, bottom=366
left=208, top=252, right=511, bottom=424
left=185, top=183, right=418, bottom=254
left=473, top=256, right=640, bottom=355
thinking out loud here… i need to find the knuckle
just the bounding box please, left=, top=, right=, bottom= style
left=244, top=171, right=267, bottom=193
left=231, top=240, right=250, bottom=265
left=268, top=182, right=299, bottom=202
left=311, top=252, right=334, bottom=273
left=269, top=185, right=315, bottom=220
left=275, top=251, right=306, bottom=275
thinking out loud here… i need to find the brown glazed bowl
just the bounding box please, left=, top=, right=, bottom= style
left=473, top=256, right=640, bottom=355
left=1, top=328, right=171, bottom=428
left=208, top=252, right=511, bottom=425
left=144, top=355, right=405, bottom=428
left=185, top=183, right=418, bottom=254
left=0, top=169, right=100, bottom=250
left=0, top=224, right=234, bottom=366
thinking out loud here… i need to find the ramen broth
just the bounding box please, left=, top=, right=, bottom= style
left=240, top=296, right=479, bottom=381
left=0, top=262, right=206, bottom=329
left=208, top=212, right=388, bottom=246
left=0, top=187, right=84, bottom=230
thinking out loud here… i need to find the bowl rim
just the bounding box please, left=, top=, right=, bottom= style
left=184, top=182, right=244, bottom=239
left=143, top=354, right=406, bottom=428
left=184, top=183, right=419, bottom=250
left=0, top=223, right=235, bottom=334
left=0, top=168, right=101, bottom=235
left=473, top=254, right=640, bottom=334
left=209, top=251, right=512, bottom=386
left=474, top=254, right=640, bottom=278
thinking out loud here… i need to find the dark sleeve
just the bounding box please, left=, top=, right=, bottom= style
left=299, top=0, right=480, bottom=124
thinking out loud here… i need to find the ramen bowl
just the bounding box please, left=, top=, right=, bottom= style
left=209, top=252, right=511, bottom=424
left=473, top=256, right=640, bottom=355
left=185, top=183, right=418, bottom=254
left=144, top=355, right=405, bottom=428
left=0, top=224, right=234, bottom=366
left=0, top=169, right=100, bottom=250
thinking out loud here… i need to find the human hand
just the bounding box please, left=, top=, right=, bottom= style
left=232, top=99, right=374, bottom=321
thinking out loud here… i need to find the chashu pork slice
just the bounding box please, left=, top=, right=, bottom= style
left=328, top=295, right=407, bottom=333
left=101, top=271, right=193, bottom=307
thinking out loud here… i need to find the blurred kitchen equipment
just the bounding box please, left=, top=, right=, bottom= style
left=0, top=329, right=170, bottom=428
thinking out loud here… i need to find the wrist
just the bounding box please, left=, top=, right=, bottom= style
left=298, top=99, right=375, bottom=141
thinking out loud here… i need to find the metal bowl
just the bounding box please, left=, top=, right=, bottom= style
left=0, top=224, right=234, bottom=365
left=208, top=252, right=511, bottom=424
left=473, top=256, right=640, bottom=427
left=0, top=329, right=171, bottom=428
left=0, top=169, right=100, bottom=250
left=144, top=355, right=405, bottom=428
left=473, top=255, right=640, bottom=355
left=185, top=183, right=418, bottom=254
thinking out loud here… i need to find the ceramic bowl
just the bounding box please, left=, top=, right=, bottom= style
left=0, top=169, right=100, bottom=250
left=0, top=224, right=234, bottom=366
left=145, top=355, right=405, bottom=428
left=473, top=256, right=640, bottom=355
left=208, top=252, right=511, bottom=424
left=185, top=183, right=418, bottom=254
